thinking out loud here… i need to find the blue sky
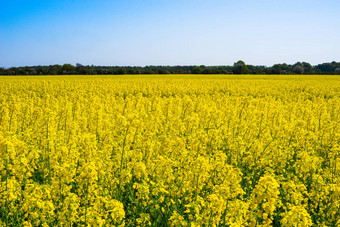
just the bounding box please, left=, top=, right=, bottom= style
left=1, top=0, right=339, bottom=67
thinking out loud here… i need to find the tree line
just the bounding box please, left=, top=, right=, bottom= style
left=1, top=61, right=340, bottom=75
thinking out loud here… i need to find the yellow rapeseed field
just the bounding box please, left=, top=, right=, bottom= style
left=0, top=74, right=339, bottom=226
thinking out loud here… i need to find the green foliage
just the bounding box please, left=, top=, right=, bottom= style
left=233, top=60, right=249, bottom=74
left=62, top=64, right=76, bottom=73
left=1, top=61, right=340, bottom=75
left=192, top=66, right=202, bottom=74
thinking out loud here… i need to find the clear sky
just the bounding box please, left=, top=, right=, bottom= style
left=1, top=0, right=339, bottom=67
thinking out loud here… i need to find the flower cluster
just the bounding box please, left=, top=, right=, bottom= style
left=0, top=74, right=339, bottom=226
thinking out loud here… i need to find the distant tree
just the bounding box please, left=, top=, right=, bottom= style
left=271, top=64, right=282, bottom=74
left=301, top=62, right=312, bottom=74
left=157, top=69, right=168, bottom=74
left=75, top=63, right=85, bottom=74
left=143, top=70, right=153, bottom=74
left=280, top=63, right=292, bottom=72
left=96, top=68, right=104, bottom=74
left=222, top=70, right=233, bottom=74
left=115, top=68, right=126, bottom=75
left=37, top=66, right=47, bottom=75
left=127, top=68, right=136, bottom=74
left=80, top=67, right=89, bottom=74
left=293, top=65, right=304, bottom=74
left=314, top=62, right=340, bottom=73
left=192, top=66, right=202, bottom=74
left=9, top=67, right=18, bottom=75
left=88, top=66, right=97, bottom=75
left=29, top=68, right=37, bottom=75
left=62, top=64, right=76, bottom=74
left=3, top=61, right=340, bottom=75
left=49, top=64, right=62, bottom=75
left=199, top=65, right=206, bottom=71
left=202, top=68, right=212, bottom=74
left=233, top=60, right=249, bottom=74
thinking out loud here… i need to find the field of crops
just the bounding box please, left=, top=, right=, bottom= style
left=0, top=74, right=339, bottom=226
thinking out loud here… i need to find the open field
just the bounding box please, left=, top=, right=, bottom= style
left=0, top=75, right=339, bottom=226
